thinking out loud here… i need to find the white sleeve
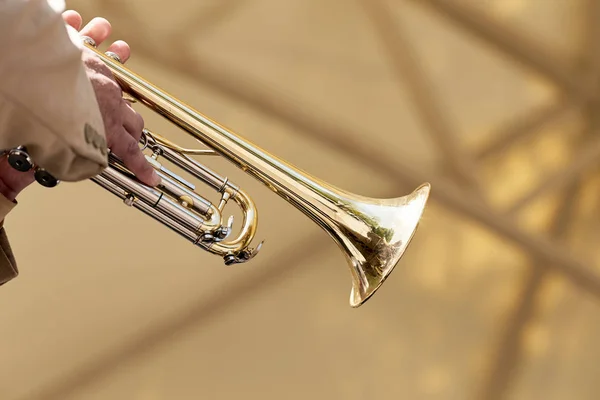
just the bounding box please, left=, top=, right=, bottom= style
left=0, top=0, right=109, bottom=182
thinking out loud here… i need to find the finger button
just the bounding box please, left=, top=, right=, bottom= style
left=105, top=51, right=122, bottom=64
left=81, top=36, right=96, bottom=47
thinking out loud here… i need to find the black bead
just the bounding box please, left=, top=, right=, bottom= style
left=34, top=168, right=59, bottom=188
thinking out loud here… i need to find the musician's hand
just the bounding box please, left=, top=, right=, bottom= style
left=62, top=11, right=160, bottom=187
left=0, top=12, right=159, bottom=203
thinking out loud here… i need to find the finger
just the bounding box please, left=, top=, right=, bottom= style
left=110, top=128, right=160, bottom=187
left=61, top=10, right=82, bottom=30
left=79, top=17, right=112, bottom=47
left=105, top=40, right=131, bottom=64
left=121, top=103, right=145, bottom=142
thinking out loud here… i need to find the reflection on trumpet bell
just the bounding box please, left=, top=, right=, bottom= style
left=329, top=183, right=431, bottom=307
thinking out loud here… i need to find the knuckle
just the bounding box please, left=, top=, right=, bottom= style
left=142, top=159, right=155, bottom=173
left=93, top=76, right=120, bottom=98
left=107, top=80, right=122, bottom=97
left=136, top=112, right=145, bottom=130
left=85, top=56, right=111, bottom=76
left=125, top=137, right=140, bottom=156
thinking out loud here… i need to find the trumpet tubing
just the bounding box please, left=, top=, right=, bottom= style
left=6, top=35, right=431, bottom=308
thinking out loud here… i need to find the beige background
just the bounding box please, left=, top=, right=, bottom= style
left=1, top=0, right=599, bottom=399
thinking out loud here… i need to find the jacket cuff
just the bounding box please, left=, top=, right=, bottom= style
left=0, top=195, right=17, bottom=285
left=0, top=193, right=16, bottom=228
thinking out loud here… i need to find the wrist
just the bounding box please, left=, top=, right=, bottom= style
left=0, top=178, right=17, bottom=202
left=0, top=179, right=19, bottom=225
left=0, top=158, right=34, bottom=202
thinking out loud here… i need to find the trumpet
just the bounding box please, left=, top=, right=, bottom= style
left=6, top=36, right=431, bottom=308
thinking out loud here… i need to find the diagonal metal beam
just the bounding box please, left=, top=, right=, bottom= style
left=580, top=0, right=600, bottom=85
left=176, top=0, right=248, bottom=42
left=477, top=177, right=583, bottom=400
left=360, top=0, right=483, bottom=194
left=506, top=135, right=600, bottom=214
left=474, top=99, right=575, bottom=161
left=408, top=0, right=595, bottom=103
left=365, top=0, right=586, bottom=208
left=479, top=2, right=600, bottom=396
left=357, top=7, right=596, bottom=398
left=480, top=106, right=599, bottom=400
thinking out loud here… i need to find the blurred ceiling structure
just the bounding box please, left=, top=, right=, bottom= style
left=1, top=0, right=599, bottom=399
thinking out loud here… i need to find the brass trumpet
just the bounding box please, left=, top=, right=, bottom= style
left=7, top=36, right=431, bottom=308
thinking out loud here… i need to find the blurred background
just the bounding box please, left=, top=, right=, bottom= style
left=1, top=0, right=600, bottom=399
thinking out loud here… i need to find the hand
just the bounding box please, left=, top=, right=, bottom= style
left=0, top=11, right=160, bottom=203
left=63, top=11, right=160, bottom=188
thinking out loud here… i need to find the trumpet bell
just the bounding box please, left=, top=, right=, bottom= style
left=331, top=183, right=431, bottom=307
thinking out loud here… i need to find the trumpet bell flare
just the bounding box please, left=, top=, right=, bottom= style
left=348, top=182, right=432, bottom=308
